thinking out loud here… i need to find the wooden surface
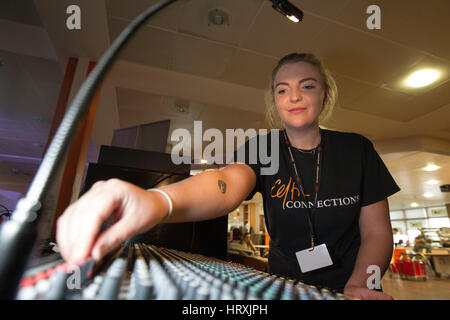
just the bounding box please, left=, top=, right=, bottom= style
left=226, top=251, right=268, bottom=272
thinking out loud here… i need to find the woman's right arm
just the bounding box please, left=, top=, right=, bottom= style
left=56, top=163, right=256, bottom=264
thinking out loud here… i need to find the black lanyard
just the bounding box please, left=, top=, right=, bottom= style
left=282, top=130, right=322, bottom=248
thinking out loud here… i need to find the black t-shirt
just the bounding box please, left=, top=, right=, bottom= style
left=234, top=128, right=400, bottom=291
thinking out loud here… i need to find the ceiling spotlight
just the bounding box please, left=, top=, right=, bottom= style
left=423, top=164, right=440, bottom=172
left=423, top=192, right=433, bottom=198
left=426, top=179, right=439, bottom=185
left=411, top=202, right=419, bottom=207
left=405, top=69, right=440, bottom=88
left=270, top=0, right=303, bottom=23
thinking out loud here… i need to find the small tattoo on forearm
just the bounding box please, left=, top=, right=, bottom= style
left=218, top=180, right=226, bottom=194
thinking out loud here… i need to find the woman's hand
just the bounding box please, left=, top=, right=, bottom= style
left=343, top=284, right=393, bottom=300
left=56, top=179, right=168, bottom=264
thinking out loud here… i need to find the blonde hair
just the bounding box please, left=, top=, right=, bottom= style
left=265, top=53, right=338, bottom=129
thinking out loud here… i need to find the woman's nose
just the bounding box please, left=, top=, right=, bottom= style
left=289, top=87, right=302, bottom=103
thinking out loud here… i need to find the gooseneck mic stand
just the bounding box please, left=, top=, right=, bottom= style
left=0, top=0, right=177, bottom=299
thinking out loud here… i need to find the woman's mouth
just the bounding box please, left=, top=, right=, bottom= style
left=288, top=107, right=306, bottom=114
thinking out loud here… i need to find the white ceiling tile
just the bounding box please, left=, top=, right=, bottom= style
left=395, top=80, right=450, bottom=122
left=292, top=0, right=354, bottom=20
left=171, top=34, right=234, bottom=78
left=106, top=0, right=184, bottom=32
left=344, top=86, right=420, bottom=122
left=341, top=0, right=450, bottom=60
left=178, top=0, right=262, bottom=46
left=334, top=75, right=375, bottom=108
left=219, top=50, right=277, bottom=89
left=310, top=23, right=425, bottom=86
left=108, top=18, right=174, bottom=69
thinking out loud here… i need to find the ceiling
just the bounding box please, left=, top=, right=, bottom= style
left=0, top=0, right=449, bottom=211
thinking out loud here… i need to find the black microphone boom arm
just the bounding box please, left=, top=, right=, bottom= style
left=0, top=0, right=177, bottom=299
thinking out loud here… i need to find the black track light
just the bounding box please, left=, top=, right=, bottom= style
left=269, top=0, right=304, bottom=23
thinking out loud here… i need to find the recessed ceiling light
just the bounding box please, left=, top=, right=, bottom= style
left=423, top=164, right=440, bottom=171
left=411, top=202, right=419, bottom=207
left=405, top=69, right=440, bottom=88
left=423, top=192, right=433, bottom=198
left=426, top=179, right=439, bottom=185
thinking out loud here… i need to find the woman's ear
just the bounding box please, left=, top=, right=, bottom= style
left=323, top=90, right=328, bottom=105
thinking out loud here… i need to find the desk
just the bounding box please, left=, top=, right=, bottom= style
left=254, top=245, right=269, bottom=257
left=425, top=251, right=450, bottom=278
left=226, top=252, right=268, bottom=271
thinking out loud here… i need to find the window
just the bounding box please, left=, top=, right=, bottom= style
left=428, top=217, right=450, bottom=228
left=428, top=207, right=448, bottom=217
left=389, top=210, right=404, bottom=220
left=391, top=220, right=406, bottom=234
left=389, top=205, right=449, bottom=244
left=404, top=208, right=426, bottom=219
left=407, top=219, right=428, bottom=229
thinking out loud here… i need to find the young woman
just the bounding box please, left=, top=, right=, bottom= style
left=56, top=53, right=399, bottom=300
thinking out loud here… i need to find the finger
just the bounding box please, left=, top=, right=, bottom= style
left=376, top=292, right=393, bottom=300
left=364, top=290, right=393, bottom=300
left=90, top=180, right=106, bottom=190
left=56, top=201, right=82, bottom=262
left=69, top=195, right=122, bottom=263
left=56, top=212, right=70, bottom=261
left=58, top=186, right=122, bottom=263
left=91, top=215, right=136, bottom=261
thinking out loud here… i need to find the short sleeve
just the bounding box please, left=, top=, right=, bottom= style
left=232, top=136, right=262, bottom=201
left=360, top=136, right=400, bottom=207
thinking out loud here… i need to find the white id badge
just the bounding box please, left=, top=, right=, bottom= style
left=295, top=244, right=333, bottom=273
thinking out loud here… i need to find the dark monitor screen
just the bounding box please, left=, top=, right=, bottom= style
left=81, top=163, right=227, bottom=260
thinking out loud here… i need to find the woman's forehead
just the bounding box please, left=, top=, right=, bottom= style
left=274, top=61, right=320, bottom=83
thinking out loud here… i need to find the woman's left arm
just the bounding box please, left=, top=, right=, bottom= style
left=344, top=199, right=394, bottom=300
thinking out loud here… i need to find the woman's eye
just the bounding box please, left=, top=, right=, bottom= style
left=303, top=85, right=315, bottom=89
left=277, top=89, right=286, bottom=94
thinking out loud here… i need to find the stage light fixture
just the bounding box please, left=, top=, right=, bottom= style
left=270, top=0, right=304, bottom=23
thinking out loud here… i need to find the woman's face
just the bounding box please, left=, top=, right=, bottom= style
left=273, top=61, right=326, bottom=130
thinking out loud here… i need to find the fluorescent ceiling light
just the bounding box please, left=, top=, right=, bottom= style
left=423, top=192, right=433, bottom=198
left=426, top=179, right=439, bottom=185
left=411, top=202, right=419, bottom=207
